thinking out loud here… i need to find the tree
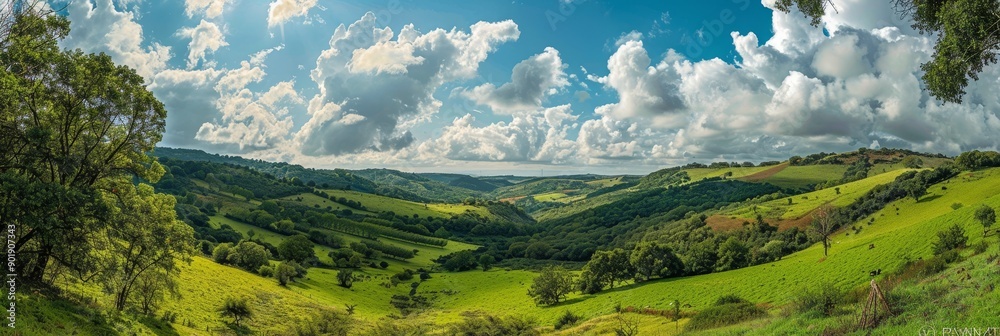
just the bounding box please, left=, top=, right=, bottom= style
left=932, top=224, right=968, bottom=254
left=478, top=254, right=495, bottom=271
left=773, top=0, right=1000, bottom=103
left=442, top=250, right=478, bottom=272
left=975, top=205, right=996, bottom=237
left=685, top=240, right=718, bottom=275
left=1, top=9, right=171, bottom=284
left=716, top=237, right=750, bottom=271
left=99, top=182, right=195, bottom=311
left=213, top=243, right=234, bottom=263
left=630, top=242, right=683, bottom=281
left=278, top=234, right=316, bottom=264
left=276, top=261, right=298, bottom=286
left=581, top=248, right=634, bottom=290
left=810, top=205, right=836, bottom=257
left=906, top=181, right=928, bottom=201
left=527, top=266, right=575, bottom=305
left=903, top=156, right=924, bottom=169
left=337, top=269, right=354, bottom=288
left=228, top=241, right=272, bottom=271
left=219, top=297, right=253, bottom=328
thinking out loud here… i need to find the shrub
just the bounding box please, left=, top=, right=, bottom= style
left=685, top=295, right=765, bottom=331
left=932, top=224, right=968, bottom=254
left=792, top=283, right=846, bottom=316
left=447, top=312, right=539, bottom=336
left=973, top=241, right=989, bottom=254
left=258, top=265, right=274, bottom=277
left=212, top=243, right=234, bottom=263
left=337, top=269, right=354, bottom=289
left=554, top=310, right=580, bottom=330
left=291, top=309, right=353, bottom=336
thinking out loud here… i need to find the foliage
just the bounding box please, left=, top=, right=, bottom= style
left=684, top=295, right=766, bottom=331
left=554, top=310, right=580, bottom=330
left=792, top=282, right=846, bottom=316
left=278, top=234, right=316, bottom=264
left=479, top=254, right=496, bottom=271
left=227, top=241, right=272, bottom=271
left=932, top=224, right=968, bottom=254
left=446, top=312, right=539, bottom=336
left=219, top=297, right=253, bottom=328
left=337, top=269, right=354, bottom=288
left=527, top=266, right=575, bottom=305
left=631, top=242, right=683, bottom=281
left=974, top=204, right=996, bottom=236
left=439, top=250, right=479, bottom=272
left=276, top=261, right=305, bottom=286
left=0, top=9, right=173, bottom=286
left=956, top=150, right=1000, bottom=170
left=98, top=182, right=195, bottom=311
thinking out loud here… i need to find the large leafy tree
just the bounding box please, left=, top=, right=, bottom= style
left=1, top=4, right=178, bottom=289
left=527, top=266, right=575, bottom=305
left=630, top=242, right=683, bottom=282
left=99, top=181, right=194, bottom=311
left=774, top=0, right=1000, bottom=103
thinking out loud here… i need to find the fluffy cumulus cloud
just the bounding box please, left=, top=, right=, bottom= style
left=463, top=47, right=569, bottom=114
left=590, top=41, right=687, bottom=128
left=150, top=48, right=302, bottom=152
left=267, top=0, right=318, bottom=27
left=421, top=105, right=578, bottom=162
left=184, top=0, right=233, bottom=19
left=577, top=0, right=1000, bottom=164
left=61, top=0, right=171, bottom=80
left=295, top=12, right=520, bottom=156
left=177, top=20, right=228, bottom=68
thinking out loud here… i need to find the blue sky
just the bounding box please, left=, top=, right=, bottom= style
left=55, top=0, right=1000, bottom=175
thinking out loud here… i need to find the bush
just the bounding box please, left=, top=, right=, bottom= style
left=792, top=283, right=846, bottom=316
left=973, top=241, right=989, bottom=254
left=212, top=243, right=234, bottom=263
left=219, top=297, right=253, bottom=328
left=291, top=309, right=353, bottom=336
left=447, top=312, right=539, bottom=336
left=554, top=310, right=580, bottom=330
left=258, top=265, right=274, bottom=277
left=337, top=269, right=354, bottom=288
left=685, top=295, right=766, bottom=331
left=932, top=224, right=968, bottom=254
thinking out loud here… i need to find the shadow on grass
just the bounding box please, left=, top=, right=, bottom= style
left=224, top=322, right=253, bottom=335
left=137, top=315, right=181, bottom=336
left=917, top=194, right=943, bottom=203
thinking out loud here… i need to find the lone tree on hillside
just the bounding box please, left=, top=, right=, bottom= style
left=337, top=269, right=354, bottom=288
left=219, top=297, right=253, bottom=328
left=773, top=0, right=1000, bottom=104
left=528, top=266, right=575, bottom=305
left=811, top=205, right=837, bottom=257
left=975, top=205, right=996, bottom=237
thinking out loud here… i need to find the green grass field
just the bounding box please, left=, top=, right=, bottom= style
left=534, top=192, right=570, bottom=202
left=209, top=215, right=479, bottom=271
left=585, top=176, right=626, bottom=188
left=760, top=165, right=848, bottom=189
left=725, top=169, right=914, bottom=220
left=407, top=168, right=1000, bottom=327
left=682, top=166, right=775, bottom=182
left=319, top=189, right=489, bottom=219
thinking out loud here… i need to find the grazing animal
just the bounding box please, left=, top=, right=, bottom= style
left=869, top=244, right=875, bottom=250
left=869, top=269, right=882, bottom=277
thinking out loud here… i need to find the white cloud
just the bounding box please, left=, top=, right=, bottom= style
left=184, top=0, right=232, bottom=19
left=591, top=40, right=687, bottom=128
left=421, top=105, right=578, bottom=163
left=61, top=0, right=171, bottom=80
left=267, top=0, right=318, bottom=27
left=295, top=12, right=520, bottom=156
left=177, top=20, right=228, bottom=68
left=463, top=47, right=569, bottom=114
